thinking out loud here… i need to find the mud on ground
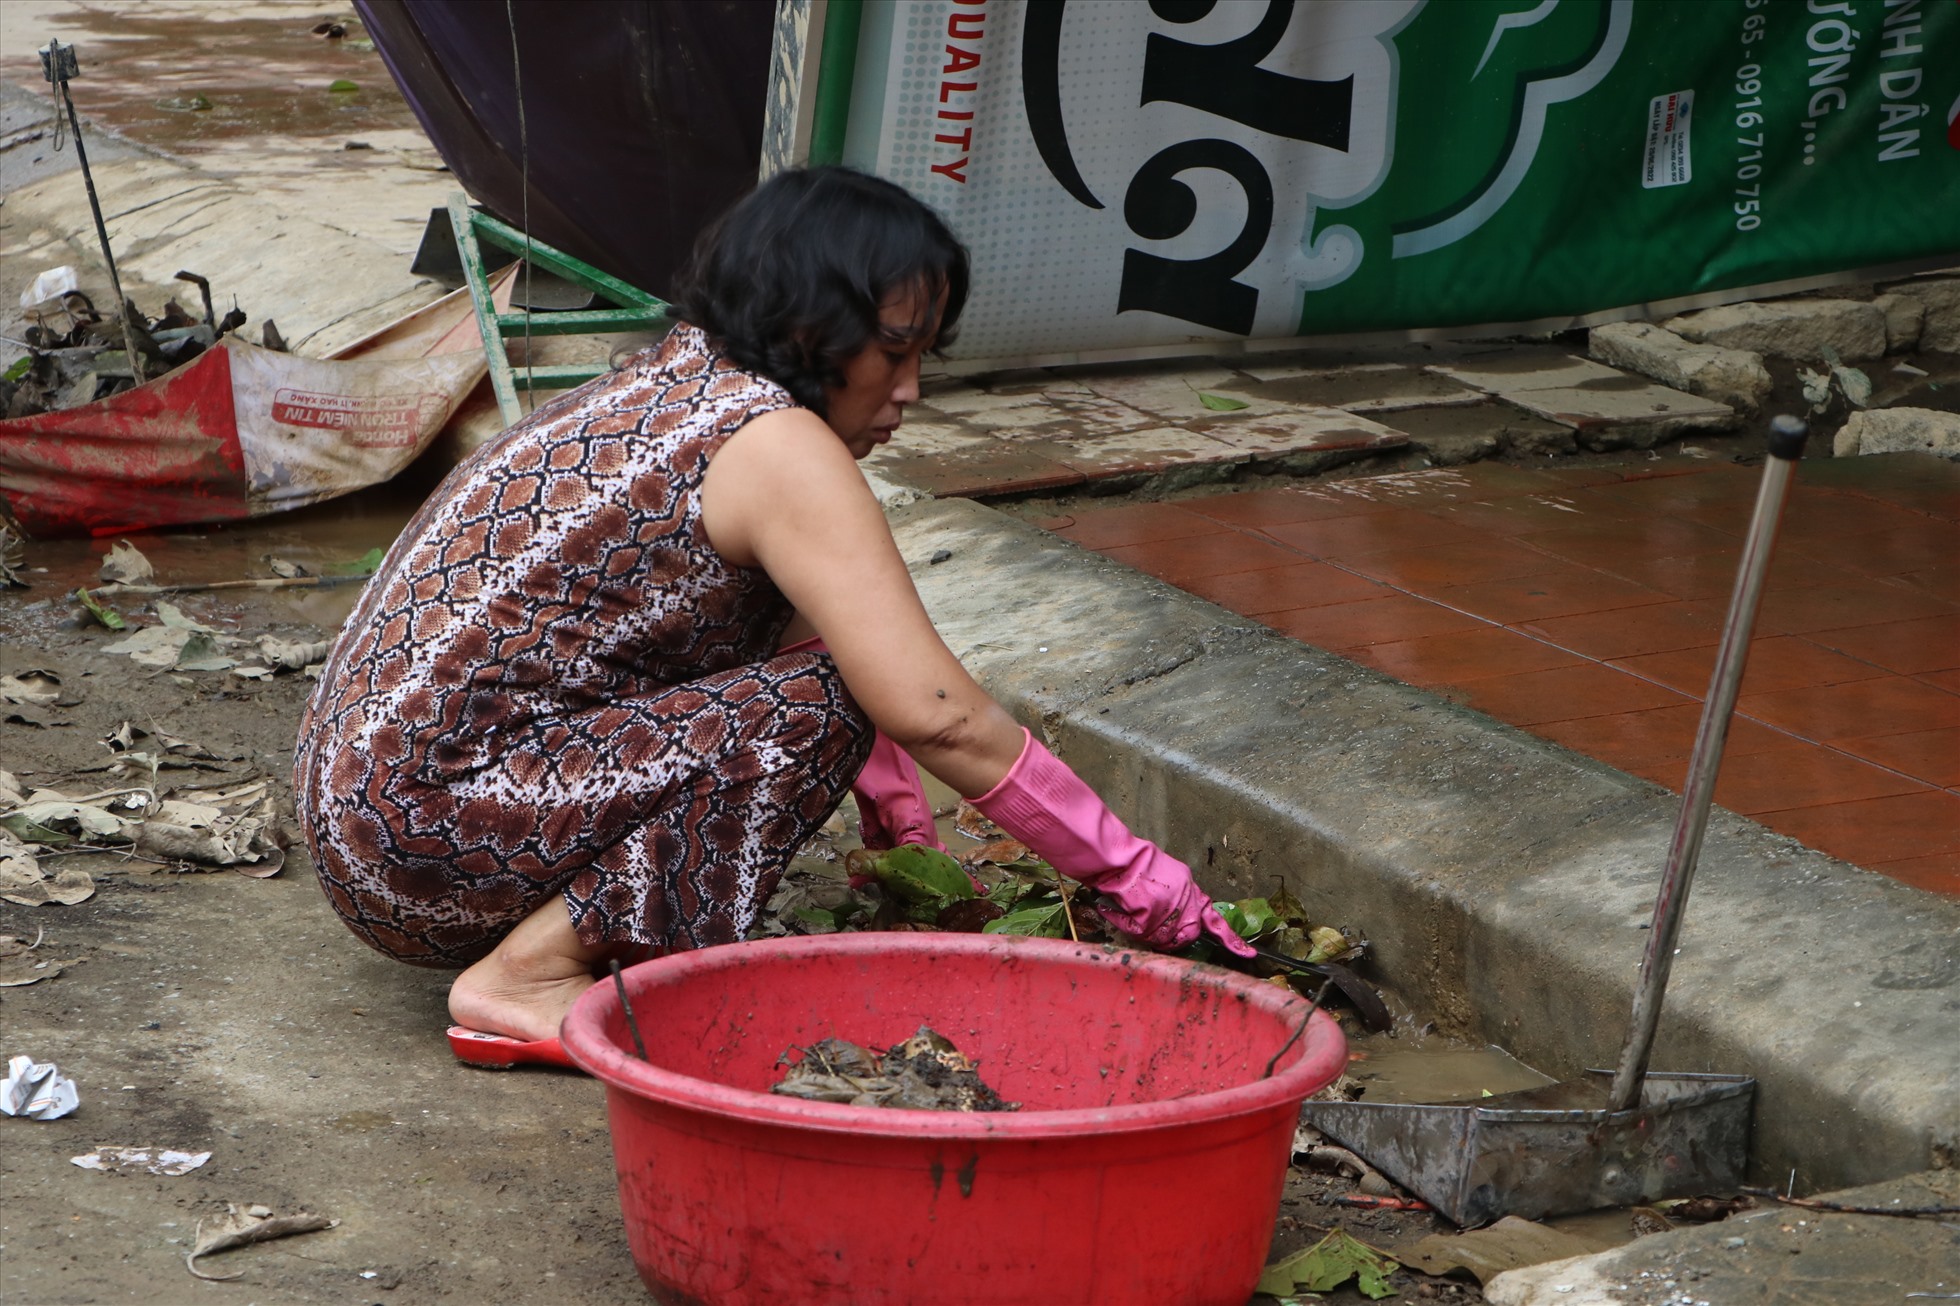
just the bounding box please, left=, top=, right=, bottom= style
left=0, top=499, right=646, bottom=1305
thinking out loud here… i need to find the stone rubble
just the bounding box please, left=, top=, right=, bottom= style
left=1832, top=406, right=1960, bottom=460
left=1662, top=299, right=1889, bottom=362
left=1586, top=321, right=1773, bottom=415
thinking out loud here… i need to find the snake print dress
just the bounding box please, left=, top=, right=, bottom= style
left=293, top=325, right=872, bottom=966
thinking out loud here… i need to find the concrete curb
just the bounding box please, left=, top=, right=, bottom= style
left=894, top=494, right=1960, bottom=1192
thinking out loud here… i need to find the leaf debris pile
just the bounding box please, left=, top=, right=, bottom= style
left=772, top=1026, right=1017, bottom=1113
left=756, top=813, right=1382, bottom=1024
left=4, top=268, right=276, bottom=421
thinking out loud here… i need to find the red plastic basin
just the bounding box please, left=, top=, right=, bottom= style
left=560, top=933, right=1347, bottom=1305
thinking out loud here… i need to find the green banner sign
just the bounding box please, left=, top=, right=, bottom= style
left=766, top=0, right=1958, bottom=360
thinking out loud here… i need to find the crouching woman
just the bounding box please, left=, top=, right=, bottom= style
left=292, top=166, right=1249, bottom=1064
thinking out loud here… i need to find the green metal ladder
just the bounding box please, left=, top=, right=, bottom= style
left=447, top=193, right=672, bottom=426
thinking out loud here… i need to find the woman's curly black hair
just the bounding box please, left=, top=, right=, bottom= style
left=671, top=166, right=969, bottom=416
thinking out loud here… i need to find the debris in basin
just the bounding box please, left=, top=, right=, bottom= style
left=5, top=271, right=250, bottom=421
left=2, top=1054, right=80, bottom=1119
left=71, top=1145, right=211, bottom=1176
left=1257, top=1228, right=1400, bottom=1299
left=757, top=843, right=1392, bottom=1031
left=185, top=1203, right=339, bottom=1282
left=772, top=1026, right=1018, bottom=1113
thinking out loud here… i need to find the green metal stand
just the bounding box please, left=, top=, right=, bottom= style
left=447, top=193, right=671, bottom=425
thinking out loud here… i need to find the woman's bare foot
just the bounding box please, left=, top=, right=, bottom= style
left=448, top=896, right=606, bottom=1042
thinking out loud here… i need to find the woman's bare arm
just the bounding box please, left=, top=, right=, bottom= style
left=699, top=407, right=1026, bottom=797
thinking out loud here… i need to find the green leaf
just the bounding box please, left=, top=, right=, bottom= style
left=1233, top=897, right=1279, bottom=939
left=1197, top=392, right=1250, bottom=411
left=326, top=547, right=385, bottom=577
left=3, top=357, right=32, bottom=383
left=1268, top=883, right=1310, bottom=927
left=981, top=898, right=1069, bottom=938
left=1304, top=924, right=1350, bottom=965
left=865, top=844, right=973, bottom=905
left=327, top=79, right=360, bottom=93
left=73, top=588, right=126, bottom=630
left=1257, top=1230, right=1399, bottom=1299
left=1, top=814, right=72, bottom=845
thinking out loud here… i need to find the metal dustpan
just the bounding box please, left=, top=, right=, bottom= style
left=1303, top=418, right=1814, bottom=1225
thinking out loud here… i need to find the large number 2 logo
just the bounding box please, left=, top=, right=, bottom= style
left=1024, top=0, right=1353, bottom=334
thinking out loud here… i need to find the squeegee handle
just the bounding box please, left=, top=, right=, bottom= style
left=1607, top=417, right=1809, bottom=1114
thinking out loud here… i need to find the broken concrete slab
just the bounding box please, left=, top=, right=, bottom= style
left=1832, top=406, right=1960, bottom=460
left=1390, top=403, right=1580, bottom=462
left=1232, top=363, right=1486, bottom=415
left=1484, top=1169, right=1960, bottom=1305
left=1588, top=321, right=1773, bottom=415
left=912, top=388, right=1157, bottom=438
left=1428, top=349, right=1630, bottom=394
left=1664, top=300, right=1887, bottom=362
left=1504, top=383, right=1737, bottom=451
left=896, top=495, right=1960, bottom=1196
left=1190, top=406, right=1409, bottom=459
left=1046, top=425, right=1248, bottom=481
left=1065, top=365, right=1260, bottom=422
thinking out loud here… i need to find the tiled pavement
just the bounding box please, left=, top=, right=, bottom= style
left=1039, top=453, right=1960, bottom=896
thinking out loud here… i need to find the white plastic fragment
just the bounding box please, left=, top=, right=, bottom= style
left=1, top=1054, right=80, bottom=1119
left=71, top=1145, right=212, bottom=1176
left=20, top=265, right=79, bottom=311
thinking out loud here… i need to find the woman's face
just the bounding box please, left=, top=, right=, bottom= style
left=824, top=285, right=943, bottom=460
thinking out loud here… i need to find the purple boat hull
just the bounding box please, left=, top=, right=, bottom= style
left=356, top=0, right=775, bottom=297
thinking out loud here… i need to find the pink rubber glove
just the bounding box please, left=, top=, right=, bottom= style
left=781, top=635, right=945, bottom=852
left=971, top=729, right=1255, bottom=958
left=852, top=731, right=946, bottom=851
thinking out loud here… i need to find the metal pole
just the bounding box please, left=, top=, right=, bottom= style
left=39, top=39, right=145, bottom=383
left=1608, top=416, right=1810, bottom=1112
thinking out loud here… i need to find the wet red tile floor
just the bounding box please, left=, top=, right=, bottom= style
left=1043, top=454, right=1960, bottom=896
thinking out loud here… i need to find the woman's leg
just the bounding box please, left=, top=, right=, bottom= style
left=445, top=894, right=611, bottom=1042
left=301, top=649, right=869, bottom=1039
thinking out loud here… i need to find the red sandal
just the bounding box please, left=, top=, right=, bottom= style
left=445, top=1025, right=581, bottom=1071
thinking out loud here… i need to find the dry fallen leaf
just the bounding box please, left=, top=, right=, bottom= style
left=99, top=540, right=155, bottom=586
left=0, top=927, right=67, bottom=986
left=953, top=802, right=1006, bottom=841
left=0, top=672, right=60, bottom=706
left=255, top=636, right=331, bottom=671
left=957, top=838, right=1029, bottom=868
left=186, top=1204, right=337, bottom=1281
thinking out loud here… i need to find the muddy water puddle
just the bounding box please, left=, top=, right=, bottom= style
left=2, top=479, right=421, bottom=644
left=1343, top=1032, right=1557, bottom=1105
left=2, top=6, right=418, bottom=155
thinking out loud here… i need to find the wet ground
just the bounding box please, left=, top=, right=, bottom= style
left=0, top=515, right=644, bottom=1304
left=4, top=4, right=1954, bottom=1302
left=0, top=508, right=1551, bottom=1306
left=1, top=2, right=452, bottom=254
